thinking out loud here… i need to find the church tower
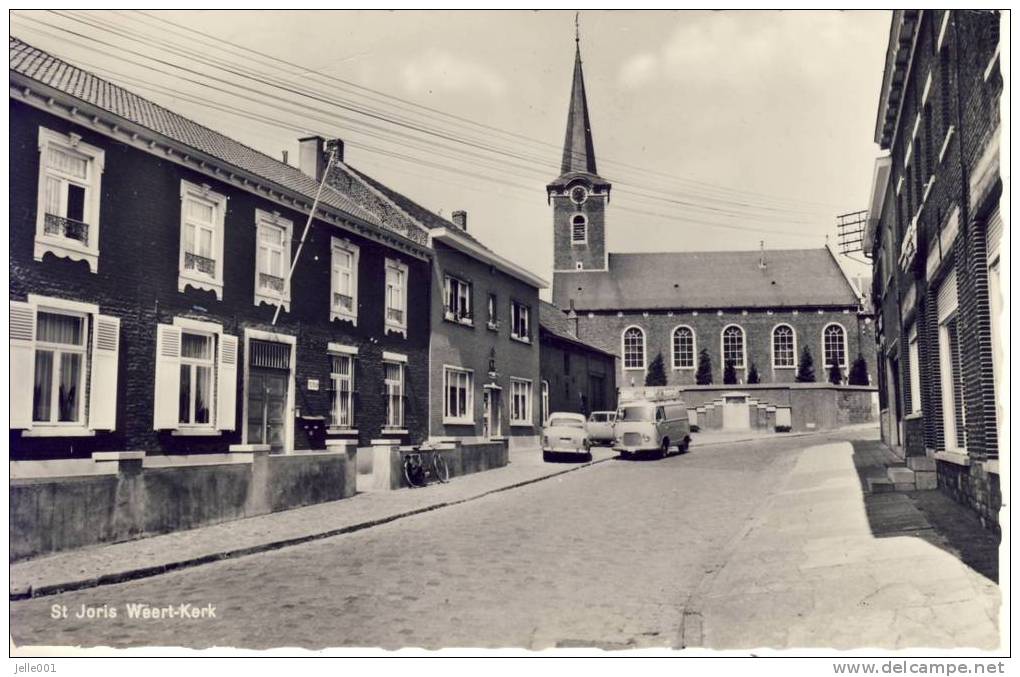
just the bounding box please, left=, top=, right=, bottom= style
left=547, top=33, right=611, bottom=275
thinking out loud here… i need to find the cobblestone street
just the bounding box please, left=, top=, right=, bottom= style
left=9, top=430, right=999, bottom=651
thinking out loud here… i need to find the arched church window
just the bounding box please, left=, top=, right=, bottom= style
left=772, top=325, right=796, bottom=368
left=622, top=326, right=645, bottom=370
left=823, top=323, right=847, bottom=368
left=672, top=326, right=695, bottom=369
left=721, top=325, right=746, bottom=369
left=571, top=215, right=587, bottom=244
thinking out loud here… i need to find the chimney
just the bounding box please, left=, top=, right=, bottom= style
left=759, top=240, right=767, bottom=270
left=281, top=150, right=289, bottom=165
left=567, top=299, right=578, bottom=337
left=298, top=136, right=326, bottom=181
left=452, top=210, right=468, bottom=231
left=325, top=138, right=345, bottom=164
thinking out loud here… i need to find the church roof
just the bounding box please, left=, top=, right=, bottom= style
left=553, top=248, right=863, bottom=312
left=558, top=44, right=599, bottom=177
left=539, top=301, right=616, bottom=357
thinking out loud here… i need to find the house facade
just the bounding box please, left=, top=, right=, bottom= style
left=864, top=10, right=1002, bottom=526
left=320, top=165, right=547, bottom=450
left=548, top=40, right=877, bottom=393
left=538, top=301, right=618, bottom=421
left=9, top=38, right=432, bottom=461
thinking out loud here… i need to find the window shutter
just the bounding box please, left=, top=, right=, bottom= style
left=10, top=301, right=36, bottom=429
left=216, top=334, right=239, bottom=431
left=153, top=324, right=182, bottom=429
left=88, top=314, right=120, bottom=430
left=937, top=268, right=958, bottom=323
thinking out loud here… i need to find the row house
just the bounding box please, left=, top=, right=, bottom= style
left=864, top=11, right=1002, bottom=526
left=9, top=37, right=432, bottom=461
left=315, top=161, right=546, bottom=450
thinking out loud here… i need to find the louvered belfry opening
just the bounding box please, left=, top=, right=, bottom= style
left=249, top=339, right=290, bottom=370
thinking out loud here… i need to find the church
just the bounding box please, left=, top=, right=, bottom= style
left=547, top=40, right=876, bottom=391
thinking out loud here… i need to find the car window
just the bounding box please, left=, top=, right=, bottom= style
left=656, top=407, right=665, bottom=421
left=548, top=417, right=584, bottom=429
left=589, top=413, right=604, bottom=422
left=618, top=405, right=654, bottom=422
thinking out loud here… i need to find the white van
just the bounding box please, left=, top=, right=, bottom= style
left=613, top=400, right=691, bottom=458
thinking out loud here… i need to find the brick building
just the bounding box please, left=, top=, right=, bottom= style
left=9, top=37, right=433, bottom=460
left=548, top=41, right=877, bottom=394
left=864, top=11, right=1002, bottom=526
left=321, top=167, right=547, bottom=450
left=538, top=301, right=617, bottom=421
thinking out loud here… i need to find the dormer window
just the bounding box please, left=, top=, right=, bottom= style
left=35, top=127, right=105, bottom=272
left=571, top=214, right=587, bottom=244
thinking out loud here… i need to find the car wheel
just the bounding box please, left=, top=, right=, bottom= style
left=660, top=438, right=670, bottom=459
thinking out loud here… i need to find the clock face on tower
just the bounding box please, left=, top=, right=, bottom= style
left=569, top=185, right=588, bottom=205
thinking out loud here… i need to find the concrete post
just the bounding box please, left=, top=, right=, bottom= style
left=230, top=444, right=272, bottom=516
left=92, top=451, right=146, bottom=541
left=326, top=439, right=359, bottom=498
left=370, top=439, right=400, bottom=491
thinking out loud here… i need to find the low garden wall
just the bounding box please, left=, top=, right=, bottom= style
left=10, top=447, right=356, bottom=562
left=372, top=439, right=509, bottom=491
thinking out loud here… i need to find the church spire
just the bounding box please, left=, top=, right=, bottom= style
left=560, top=20, right=598, bottom=177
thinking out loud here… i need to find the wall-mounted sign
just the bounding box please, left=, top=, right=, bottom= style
left=307, top=379, right=319, bottom=391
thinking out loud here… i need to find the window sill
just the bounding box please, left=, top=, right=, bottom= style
left=443, top=418, right=475, bottom=426
left=985, top=459, right=999, bottom=475
left=934, top=450, right=970, bottom=467
left=326, top=428, right=359, bottom=436
left=773, top=365, right=797, bottom=370
left=443, top=314, right=475, bottom=328
left=904, top=412, right=924, bottom=421
left=384, top=322, right=407, bottom=338
left=21, top=426, right=97, bottom=438
left=170, top=428, right=222, bottom=437
left=486, top=322, right=500, bottom=332
left=509, top=335, right=532, bottom=345
left=255, top=293, right=291, bottom=313
left=34, top=237, right=99, bottom=273
left=330, top=310, right=358, bottom=326
left=623, top=367, right=645, bottom=371
left=179, top=273, right=223, bottom=300
left=672, top=366, right=695, bottom=371
left=381, top=428, right=408, bottom=436
left=510, top=422, right=533, bottom=428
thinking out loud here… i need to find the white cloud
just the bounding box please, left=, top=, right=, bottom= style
left=618, top=52, right=659, bottom=89
left=401, top=49, right=507, bottom=98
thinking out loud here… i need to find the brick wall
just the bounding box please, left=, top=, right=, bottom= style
left=10, top=102, right=430, bottom=459
left=572, top=308, right=875, bottom=389
left=539, top=333, right=617, bottom=417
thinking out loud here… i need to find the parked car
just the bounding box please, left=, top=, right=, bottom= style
left=587, top=410, right=617, bottom=445
left=613, top=399, right=691, bottom=459
left=542, top=412, right=592, bottom=462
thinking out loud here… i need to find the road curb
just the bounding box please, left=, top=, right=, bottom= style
left=11, top=454, right=613, bottom=601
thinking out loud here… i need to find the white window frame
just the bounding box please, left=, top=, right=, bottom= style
left=253, top=209, right=293, bottom=312
left=328, top=348, right=356, bottom=431
left=177, top=329, right=217, bottom=429
left=939, top=314, right=966, bottom=452
left=17, top=296, right=108, bottom=438
left=771, top=324, right=797, bottom=369
left=571, top=214, right=588, bottom=245
left=30, top=307, right=88, bottom=429
left=443, top=275, right=474, bottom=326
left=383, top=353, right=407, bottom=430
left=384, top=258, right=409, bottom=336
left=487, top=293, right=499, bottom=330
left=821, top=323, right=848, bottom=369
left=721, top=324, right=746, bottom=370
left=510, top=378, right=533, bottom=427
left=443, top=365, right=474, bottom=424
left=541, top=380, right=550, bottom=426
left=510, top=301, right=531, bottom=344
left=35, top=127, right=105, bottom=273
left=908, top=325, right=921, bottom=414
left=622, top=325, right=646, bottom=370
left=330, top=237, right=360, bottom=325
left=178, top=180, right=227, bottom=299
left=671, top=325, right=696, bottom=370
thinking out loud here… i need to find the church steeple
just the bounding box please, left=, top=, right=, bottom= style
left=548, top=19, right=611, bottom=275
left=560, top=39, right=598, bottom=176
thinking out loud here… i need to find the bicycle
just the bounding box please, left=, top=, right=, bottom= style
left=402, top=443, right=450, bottom=488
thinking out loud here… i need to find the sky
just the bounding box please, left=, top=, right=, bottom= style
left=10, top=10, right=891, bottom=295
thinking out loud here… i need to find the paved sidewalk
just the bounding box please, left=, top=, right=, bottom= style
left=10, top=446, right=616, bottom=599
left=691, top=441, right=1001, bottom=650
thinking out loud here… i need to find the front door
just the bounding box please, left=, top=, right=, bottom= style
left=484, top=388, right=502, bottom=438
left=723, top=395, right=750, bottom=430
left=248, top=368, right=288, bottom=453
